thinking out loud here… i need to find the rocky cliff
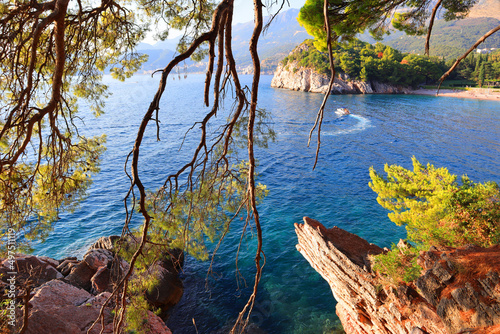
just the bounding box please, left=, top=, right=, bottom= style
left=0, top=236, right=182, bottom=334
left=271, top=44, right=410, bottom=95
left=295, top=217, right=500, bottom=334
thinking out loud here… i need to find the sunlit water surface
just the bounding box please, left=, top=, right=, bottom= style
left=32, top=74, right=500, bottom=333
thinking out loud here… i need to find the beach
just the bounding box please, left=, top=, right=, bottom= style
left=410, top=88, right=500, bottom=101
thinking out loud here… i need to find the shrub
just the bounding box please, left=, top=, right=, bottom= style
left=369, top=157, right=500, bottom=285
left=371, top=243, right=421, bottom=284
left=369, top=157, right=500, bottom=249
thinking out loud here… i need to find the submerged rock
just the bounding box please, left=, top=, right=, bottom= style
left=295, top=217, right=500, bottom=334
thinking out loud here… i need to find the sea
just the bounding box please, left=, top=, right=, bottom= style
left=32, top=74, right=500, bottom=333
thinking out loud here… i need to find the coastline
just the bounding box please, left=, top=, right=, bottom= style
left=410, top=88, right=500, bottom=101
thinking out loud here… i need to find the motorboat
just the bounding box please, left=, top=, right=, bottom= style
left=335, top=107, right=350, bottom=115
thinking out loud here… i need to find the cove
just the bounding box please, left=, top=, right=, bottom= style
left=32, top=74, right=500, bottom=333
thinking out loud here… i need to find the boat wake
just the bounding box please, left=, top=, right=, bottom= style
left=321, top=114, right=372, bottom=136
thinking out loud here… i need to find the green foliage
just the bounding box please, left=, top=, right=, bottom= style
left=370, top=17, right=500, bottom=61
left=442, top=50, right=500, bottom=86
left=282, top=40, right=330, bottom=74
left=0, top=0, right=221, bottom=255
left=450, top=178, right=500, bottom=246
left=124, top=292, right=151, bottom=334
left=371, top=244, right=422, bottom=284
left=297, top=0, right=327, bottom=52
left=369, top=157, right=500, bottom=248
left=283, top=39, right=444, bottom=87
left=298, top=0, right=479, bottom=52
left=147, top=160, right=268, bottom=261
left=0, top=135, right=106, bottom=255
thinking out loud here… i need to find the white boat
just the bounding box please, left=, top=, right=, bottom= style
left=335, top=107, right=350, bottom=115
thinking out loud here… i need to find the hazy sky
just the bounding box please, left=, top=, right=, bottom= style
left=233, top=0, right=306, bottom=23
left=144, top=0, right=306, bottom=44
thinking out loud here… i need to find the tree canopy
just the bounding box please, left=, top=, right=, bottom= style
left=297, top=0, right=500, bottom=89
left=369, top=157, right=500, bottom=248
left=282, top=38, right=446, bottom=87
left=0, top=0, right=221, bottom=253
left=298, top=0, right=482, bottom=52
left=1, top=0, right=499, bottom=332
left=369, top=157, right=500, bottom=285
left=1, top=0, right=271, bottom=332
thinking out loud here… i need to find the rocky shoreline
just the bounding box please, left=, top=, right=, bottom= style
left=6, top=217, right=500, bottom=333
left=270, top=44, right=410, bottom=95
left=295, top=217, right=500, bottom=334
left=0, top=236, right=183, bottom=334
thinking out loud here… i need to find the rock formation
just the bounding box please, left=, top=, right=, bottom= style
left=271, top=44, right=410, bottom=95
left=295, top=217, right=500, bottom=334
left=0, top=236, right=183, bottom=333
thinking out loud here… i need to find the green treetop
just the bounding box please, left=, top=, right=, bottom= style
left=369, top=157, right=500, bottom=248
left=298, top=0, right=481, bottom=52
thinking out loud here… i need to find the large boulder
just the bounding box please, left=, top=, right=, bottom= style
left=89, top=235, right=120, bottom=251
left=0, top=255, right=62, bottom=286
left=145, top=260, right=184, bottom=315
left=23, top=279, right=172, bottom=334
left=83, top=249, right=114, bottom=271
left=65, top=261, right=96, bottom=291
left=91, top=266, right=111, bottom=293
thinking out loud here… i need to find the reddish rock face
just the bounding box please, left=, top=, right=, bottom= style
left=295, top=217, right=500, bottom=334
left=0, top=255, right=62, bottom=286
left=416, top=246, right=500, bottom=333
left=84, top=249, right=114, bottom=270
left=65, top=261, right=95, bottom=291
left=2, top=237, right=181, bottom=333
left=22, top=279, right=172, bottom=334
left=91, top=266, right=110, bottom=293
left=30, top=280, right=93, bottom=311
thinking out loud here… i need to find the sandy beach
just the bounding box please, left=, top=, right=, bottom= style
left=410, top=88, right=500, bottom=101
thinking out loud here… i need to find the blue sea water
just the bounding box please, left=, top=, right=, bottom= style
left=32, top=74, right=500, bottom=333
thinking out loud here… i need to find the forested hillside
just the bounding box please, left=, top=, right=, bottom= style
left=447, top=49, right=500, bottom=87
left=136, top=4, right=500, bottom=74
left=137, top=8, right=311, bottom=73
left=281, top=39, right=447, bottom=87
left=362, top=17, right=500, bottom=60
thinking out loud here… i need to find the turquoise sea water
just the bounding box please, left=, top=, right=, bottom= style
left=32, top=74, right=500, bottom=333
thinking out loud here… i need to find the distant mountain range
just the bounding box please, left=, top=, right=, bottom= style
left=136, top=2, right=500, bottom=74
left=136, top=8, right=310, bottom=74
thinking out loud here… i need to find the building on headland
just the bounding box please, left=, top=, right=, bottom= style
left=476, top=47, right=498, bottom=54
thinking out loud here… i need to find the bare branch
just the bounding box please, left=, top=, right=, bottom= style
left=231, top=0, right=264, bottom=331
left=425, top=0, right=442, bottom=56
left=307, top=0, right=337, bottom=170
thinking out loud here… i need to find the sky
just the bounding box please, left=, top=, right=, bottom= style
left=233, top=0, right=306, bottom=23
left=143, top=0, right=307, bottom=44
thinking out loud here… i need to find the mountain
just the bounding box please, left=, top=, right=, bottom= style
left=135, top=8, right=311, bottom=74
left=360, top=16, right=500, bottom=60
left=232, top=8, right=311, bottom=69
left=357, top=0, right=500, bottom=60
left=135, top=1, right=500, bottom=73
left=468, top=0, right=500, bottom=20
